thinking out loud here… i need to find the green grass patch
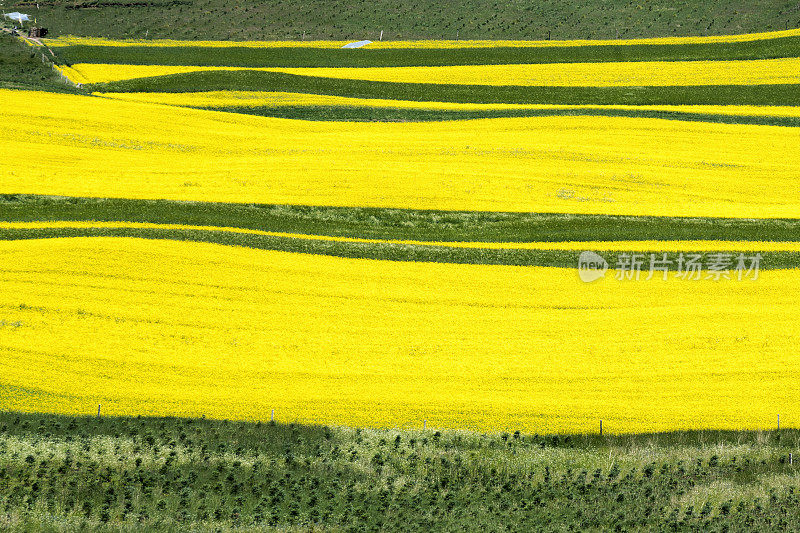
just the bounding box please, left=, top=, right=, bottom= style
left=4, top=194, right=800, bottom=243
left=91, top=70, right=800, bottom=106
left=0, top=411, right=798, bottom=531
left=54, top=35, right=800, bottom=67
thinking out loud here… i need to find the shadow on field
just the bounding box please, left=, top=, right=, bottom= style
left=2, top=410, right=797, bottom=451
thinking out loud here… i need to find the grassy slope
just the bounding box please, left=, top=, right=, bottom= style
left=0, top=411, right=798, bottom=531
left=20, top=0, right=800, bottom=41
left=0, top=33, right=80, bottom=92
left=52, top=35, right=800, bottom=67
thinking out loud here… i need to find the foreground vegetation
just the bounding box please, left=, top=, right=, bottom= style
left=0, top=411, right=798, bottom=531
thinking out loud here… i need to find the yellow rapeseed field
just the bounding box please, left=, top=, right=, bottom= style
left=0, top=237, right=796, bottom=433
left=64, top=58, right=800, bottom=86
left=42, top=27, right=800, bottom=48
left=57, top=64, right=263, bottom=84
left=4, top=89, right=800, bottom=218
left=3, top=221, right=799, bottom=252
left=97, top=91, right=800, bottom=120
left=271, top=58, right=800, bottom=86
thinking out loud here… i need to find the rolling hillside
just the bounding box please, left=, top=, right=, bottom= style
left=3, top=11, right=800, bottom=531
left=12, top=0, right=800, bottom=41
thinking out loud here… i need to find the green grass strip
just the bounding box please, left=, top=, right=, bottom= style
left=54, top=35, right=800, bottom=67
left=91, top=70, right=800, bottom=106
left=2, top=227, right=798, bottom=269
left=197, top=104, right=800, bottom=126
left=3, top=195, right=800, bottom=243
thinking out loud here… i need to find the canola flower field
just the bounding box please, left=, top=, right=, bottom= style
left=61, top=57, right=800, bottom=86
left=256, top=58, right=800, bottom=87
left=5, top=89, right=800, bottom=218
left=2, top=237, right=799, bottom=434
left=2, top=26, right=800, bottom=437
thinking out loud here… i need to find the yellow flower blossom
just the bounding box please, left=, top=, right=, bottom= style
left=271, top=58, right=800, bottom=86
left=60, top=63, right=262, bottom=84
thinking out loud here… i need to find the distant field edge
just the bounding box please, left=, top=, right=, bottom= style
left=51, top=33, right=800, bottom=68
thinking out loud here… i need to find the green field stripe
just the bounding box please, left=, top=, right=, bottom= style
left=2, top=227, right=798, bottom=269
left=194, top=103, right=800, bottom=126
left=3, top=195, right=800, bottom=243
left=54, top=36, right=800, bottom=67
left=91, top=71, right=800, bottom=106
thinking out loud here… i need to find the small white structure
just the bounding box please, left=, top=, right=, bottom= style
left=4, top=12, right=31, bottom=24
left=342, top=40, right=372, bottom=49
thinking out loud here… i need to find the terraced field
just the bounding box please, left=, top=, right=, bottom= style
left=3, top=28, right=800, bottom=434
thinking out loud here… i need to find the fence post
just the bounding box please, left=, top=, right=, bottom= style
left=97, top=404, right=101, bottom=418
left=600, top=419, right=603, bottom=436
left=423, top=419, right=426, bottom=430
left=271, top=409, right=274, bottom=422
